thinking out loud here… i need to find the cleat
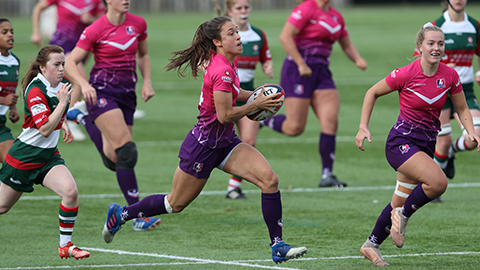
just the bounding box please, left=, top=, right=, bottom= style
left=67, top=120, right=86, bottom=141
left=431, top=196, right=443, bottom=203
left=391, top=207, right=408, bottom=248
left=102, top=203, right=125, bottom=243
left=444, top=155, right=455, bottom=179
left=360, top=239, right=390, bottom=267
left=319, top=175, right=347, bottom=188
left=271, top=241, right=307, bottom=264
left=133, top=109, right=146, bottom=120
left=58, top=241, right=90, bottom=260
left=132, top=217, right=162, bottom=231
left=66, top=100, right=88, bottom=122
left=226, top=187, right=247, bottom=199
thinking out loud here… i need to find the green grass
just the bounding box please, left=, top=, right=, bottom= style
left=2, top=4, right=480, bottom=269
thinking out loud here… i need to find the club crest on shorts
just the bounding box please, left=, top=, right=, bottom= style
left=193, top=162, right=203, bottom=172
left=399, top=144, right=410, bottom=154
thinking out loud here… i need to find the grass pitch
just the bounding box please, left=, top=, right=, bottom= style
left=1, top=4, right=480, bottom=269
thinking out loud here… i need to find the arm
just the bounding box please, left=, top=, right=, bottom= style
left=355, top=79, right=394, bottom=151
left=279, top=22, right=311, bottom=77
left=30, top=0, right=50, bottom=46
left=137, top=39, right=155, bottom=102
left=338, top=36, right=367, bottom=71
left=38, top=83, right=73, bottom=138
left=8, top=104, right=19, bottom=123
left=451, top=91, right=480, bottom=151
left=64, top=47, right=97, bottom=104
left=262, top=60, right=274, bottom=79
left=214, top=87, right=281, bottom=124
left=0, top=93, right=18, bottom=106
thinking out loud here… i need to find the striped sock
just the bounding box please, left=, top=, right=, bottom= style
left=228, top=176, right=242, bottom=192
left=59, top=204, right=78, bottom=248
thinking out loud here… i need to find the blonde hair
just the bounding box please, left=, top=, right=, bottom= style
left=415, top=22, right=444, bottom=46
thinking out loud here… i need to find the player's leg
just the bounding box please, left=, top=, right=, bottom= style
left=222, top=143, right=307, bottom=263
left=0, top=139, right=13, bottom=163
left=0, top=181, right=22, bottom=214
left=311, top=88, right=345, bottom=187
left=434, top=107, right=453, bottom=180
left=390, top=152, right=446, bottom=248
left=226, top=116, right=259, bottom=199
left=43, top=165, right=90, bottom=259
left=102, top=169, right=207, bottom=243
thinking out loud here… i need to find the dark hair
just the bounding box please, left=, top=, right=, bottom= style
left=0, top=18, right=11, bottom=24
left=165, top=16, right=232, bottom=78
left=21, top=45, right=64, bottom=95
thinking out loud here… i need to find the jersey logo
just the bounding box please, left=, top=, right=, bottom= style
left=319, top=21, right=342, bottom=34
left=406, top=87, right=450, bottom=105
left=31, top=103, right=47, bottom=116
left=99, top=35, right=139, bottom=51
left=436, top=79, right=445, bottom=89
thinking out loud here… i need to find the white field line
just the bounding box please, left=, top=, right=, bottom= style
left=1, top=250, right=479, bottom=270
left=19, top=182, right=480, bottom=201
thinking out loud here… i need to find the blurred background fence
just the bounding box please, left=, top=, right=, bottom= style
left=1, top=0, right=445, bottom=17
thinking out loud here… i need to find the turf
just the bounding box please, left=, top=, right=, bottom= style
left=1, top=4, right=480, bottom=269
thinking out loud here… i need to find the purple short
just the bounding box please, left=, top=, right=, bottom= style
left=385, top=118, right=437, bottom=170
left=50, top=31, right=81, bottom=54
left=86, top=90, right=136, bottom=126
left=280, top=60, right=336, bottom=98
left=178, top=131, right=242, bottom=179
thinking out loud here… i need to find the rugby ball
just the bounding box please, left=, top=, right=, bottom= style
left=246, top=84, right=285, bottom=121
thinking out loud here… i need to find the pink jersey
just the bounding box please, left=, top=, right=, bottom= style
left=287, top=0, right=348, bottom=64
left=385, top=60, right=462, bottom=131
left=76, top=13, right=147, bottom=93
left=48, top=0, right=104, bottom=52
left=192, top=53, right=240, bottom=148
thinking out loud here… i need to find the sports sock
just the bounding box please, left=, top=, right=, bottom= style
left=433, top=151, right=448, bottom=169
left=83, top=115, right=103, bottom=154
left=124, top=194, right=167, bottom=221
left=116, top=170, right=139, bottom=205
left=59, top=204, right=78, bottom=248
left=452, top=136, right=475, bottom=153
left=368, top=203, right=392, bottom=247
left=319, top=133, right=335, bottom=177
left=228, top=175, right=242, bottom=192
left=261, top=191, right=283, bottom=245
left=402, top=184, right=433, bottom=218
left=262, top=114, right=286, bottom=133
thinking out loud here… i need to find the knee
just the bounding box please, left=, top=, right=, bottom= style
left=0, top=205, right=11, bottom=215
left=261, top=171, right=279, bottom=191
left=101, top=151, right=116, bottom=171
left=430, top=177, right=448, bottom=197
left=115, top=142, right=138, bottom=170
left=284, top=125, right=304, bottom=136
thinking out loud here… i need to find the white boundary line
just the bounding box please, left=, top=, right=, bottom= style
left=1, top=250, right=479, bottom=269
left=18, top=182, right=480, bottom=201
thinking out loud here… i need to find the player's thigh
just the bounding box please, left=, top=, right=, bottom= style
left=43, top=165, right=78, bottom=203
left=397, top=151, right=447, bottom=195
left=223, top=143, right=278, bottom=192
left=95, top=108, right=132, bottom=149
left=283, top=97, right=310, bottom=131
left=0, top=182, right=22, bottom=213
left=236, top=116, right=259, bottom=146
left=0, top=139, right=13, bottom=163
left=311, top=89, right=339, bottom=134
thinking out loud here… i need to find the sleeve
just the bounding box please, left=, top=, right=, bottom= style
left=336, top=11, right=349, bottom=39
left=450, top=71, right=463, bottom=95
left=76, top=21, right=98, bottom=51
left=286, top=3, right=312, bottom=32
left=45, top=0, right=58, bottom=6
left=26, top=87, right=50, bottom=129
left=475, top=20, right=480, bottom=57
left=212, top=68, right=235, bottom=93
left=258, top=29, right=272, bottom=64
left=138, top=17, right=148, bottom=42
left=385, top=67, right=406, bottom=91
